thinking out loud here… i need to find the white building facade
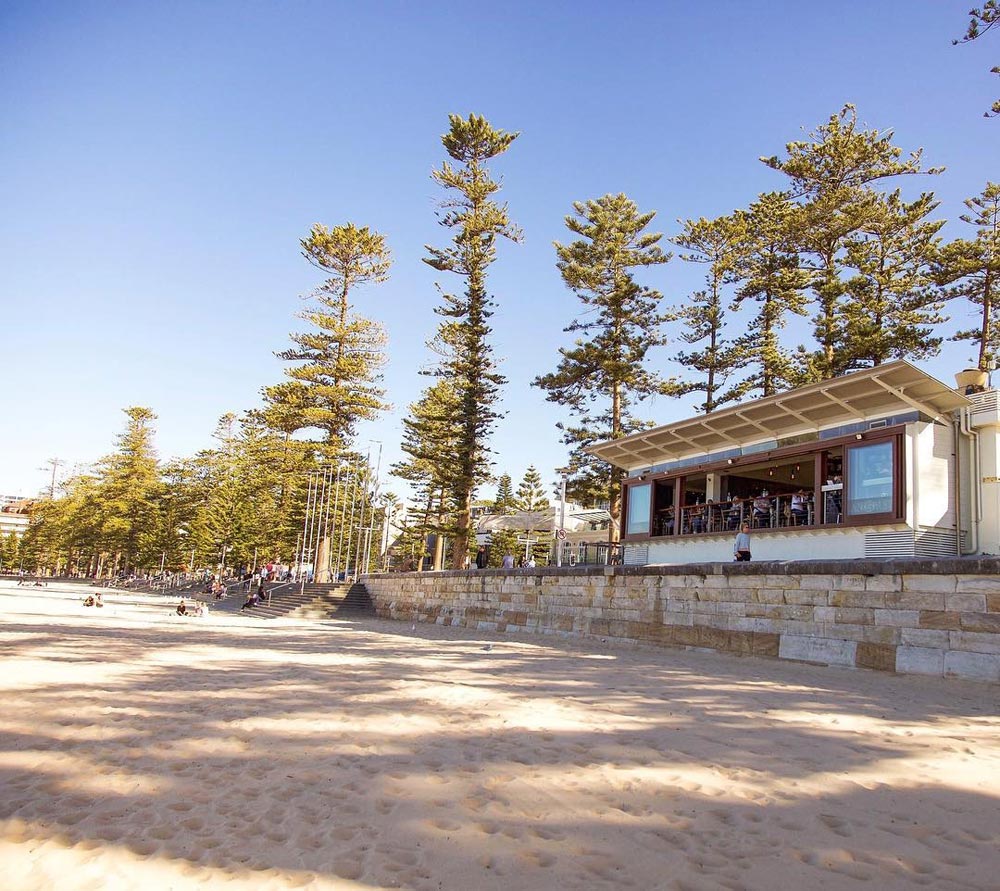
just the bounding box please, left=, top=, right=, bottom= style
left=587, top=362, right=999, bottom=565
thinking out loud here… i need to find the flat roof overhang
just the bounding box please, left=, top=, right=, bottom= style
left=587, top=360, right=971, bottom=472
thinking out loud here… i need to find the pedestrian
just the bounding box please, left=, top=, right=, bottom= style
left=733, top=522, right=752, bottom=562
left=501, top=552, right=515, bottom=570
left=475, top=546, right=487, bottom=569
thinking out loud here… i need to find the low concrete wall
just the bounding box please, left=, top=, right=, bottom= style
left=362, top=559, right=1000, bottom=683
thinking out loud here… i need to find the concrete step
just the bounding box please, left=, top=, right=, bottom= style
left=242, top=581, right=374, bottom=620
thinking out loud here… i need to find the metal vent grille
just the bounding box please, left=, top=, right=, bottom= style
left=915, top=528, right=960, bottom=557
left=969, top=389, right=999, bottom=414
left=865, top=531, right=915, bottom=558
left=623, top=545, right=649, bottom=566
left=865, top=528, right=960, bottom=558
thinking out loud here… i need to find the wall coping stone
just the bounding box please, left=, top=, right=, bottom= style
left=365, top=555, right=1000, bottom=581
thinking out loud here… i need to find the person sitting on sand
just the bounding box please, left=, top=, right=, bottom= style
left=176, top=599, right=188, bottom=616
left=83, top=595, right=95, bottom=607
left=94, top=592, right=104, bottom=607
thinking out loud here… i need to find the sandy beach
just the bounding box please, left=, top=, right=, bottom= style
left=1, top=581, right=998, bottom=890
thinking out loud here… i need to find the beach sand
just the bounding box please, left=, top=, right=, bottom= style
left=1, top=580, right=998, bottom=890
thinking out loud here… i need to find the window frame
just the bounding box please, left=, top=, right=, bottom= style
left=620, top=427, right=906, bottom=540
left=842, top=436, right=902, bottom=524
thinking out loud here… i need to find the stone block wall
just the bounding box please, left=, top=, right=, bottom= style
left=363, top=559, right=1000, bottom=683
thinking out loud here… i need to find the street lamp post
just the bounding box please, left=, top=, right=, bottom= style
left=556, top=472, right=568, bottom=567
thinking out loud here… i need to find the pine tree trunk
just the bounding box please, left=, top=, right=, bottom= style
left=432, top=533, right=444, bottom=571
left=980, top=270, right=993, bottom=370
left=451, top=497, right=472, bottom=570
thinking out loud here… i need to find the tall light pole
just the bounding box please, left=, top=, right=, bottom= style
left=40, top=458, right=64, bottom=498
left=177, top=527, right=192, bottom=575
left=556, top=470, right=568, bottom=567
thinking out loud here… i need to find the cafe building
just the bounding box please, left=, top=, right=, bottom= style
left=588, top=361, right=1000, bottom=564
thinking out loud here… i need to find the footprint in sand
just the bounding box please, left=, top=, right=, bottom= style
left=529, top=826, right=566, bottom=841
left=330, top=825, right=360, bottom=841
left=93, top=825, right=125, bottom=842
left=818, top=814, right=852, bottom=837
left=330, top=858, right=364, bottom=880
left=518, top=850, right=556, bottom=868
left=477, top=854, right=504, bottom=875
left=128, top=840, right=160, bottom=858
left=148, top=825, right=174, bottom=840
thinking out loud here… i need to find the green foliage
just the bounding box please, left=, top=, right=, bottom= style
left=391, top=380, right=464, bottom=566
left=953, top=2, right=1000, bottom=116
left=188, top=412, right=318, bottom=572
left=535, top=193, right=671, bottom=539
left=271, top=222, right=391, bottom=452
left=515, top=465, right=550, bottom=511
left=1, top=532, right=19, bottom=569
left=669, top=211, right=750, bottom=410
left=19, top=408, right=162, bottom=575
left=22, top=404, right=317, bottom=577
left=94, top=407, right=163, bottom=573
left=301, top=222, right=392, bottom=287
left=493, top=474, right=516, bottom=514
left=762, top=105, right=943, bottom=378
left=840, top=190, right=947, bottom=367
left=729, top=193, right=810, bottom=396
left=938, top=182, right=1000, bottom=369
left=486, top=527, right=519, bottom=568
left=423, top=113, right=521, bottom=568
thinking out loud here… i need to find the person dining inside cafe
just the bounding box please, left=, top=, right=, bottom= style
left=752, top=490, right=772, bottom=527
left=790, top=489, right=809, bottom=525
left=726, top=495, right=744, bottom=530
left=688, top=502, right=706, bottom=534
left=705, top=499, right=721, bottom=532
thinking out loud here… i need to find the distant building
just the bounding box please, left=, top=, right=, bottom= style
left=476, top=503, right=614, bottom=559
left=0, top=496, right=32, bottom=540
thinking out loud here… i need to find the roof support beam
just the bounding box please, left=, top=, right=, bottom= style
left=869, top=374, right=946, bottom=424
left=817, top=387, right=868, bottom=419
left=651, top=429, right=704, bottom=451
left=734, top=410, right=773, bottom=437
left=773, top=400, right=815, bottom=426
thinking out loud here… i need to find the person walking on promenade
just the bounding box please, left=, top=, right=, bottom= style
left=475, top=546, right=487, bottom=569
left=734, top=523, right=752, bottom=562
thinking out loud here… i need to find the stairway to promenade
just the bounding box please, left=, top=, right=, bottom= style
left=232, top=580, right=375, bottom=620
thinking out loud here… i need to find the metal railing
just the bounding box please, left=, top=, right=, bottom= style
left=654, top=496, right=839, bottom=537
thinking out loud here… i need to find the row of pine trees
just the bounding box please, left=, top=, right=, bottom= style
left=17, top=103, right=1000, bottom=573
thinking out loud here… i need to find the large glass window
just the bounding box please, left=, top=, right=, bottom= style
left=626, top=483, right=652, bottom=535
left=846, top=441, right=894, bottom=516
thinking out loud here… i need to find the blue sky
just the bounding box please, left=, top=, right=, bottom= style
left=1, top=1, right=996, bottom=500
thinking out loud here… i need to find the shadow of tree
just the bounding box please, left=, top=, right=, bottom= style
left=1, top=598, right=998, bottom=890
